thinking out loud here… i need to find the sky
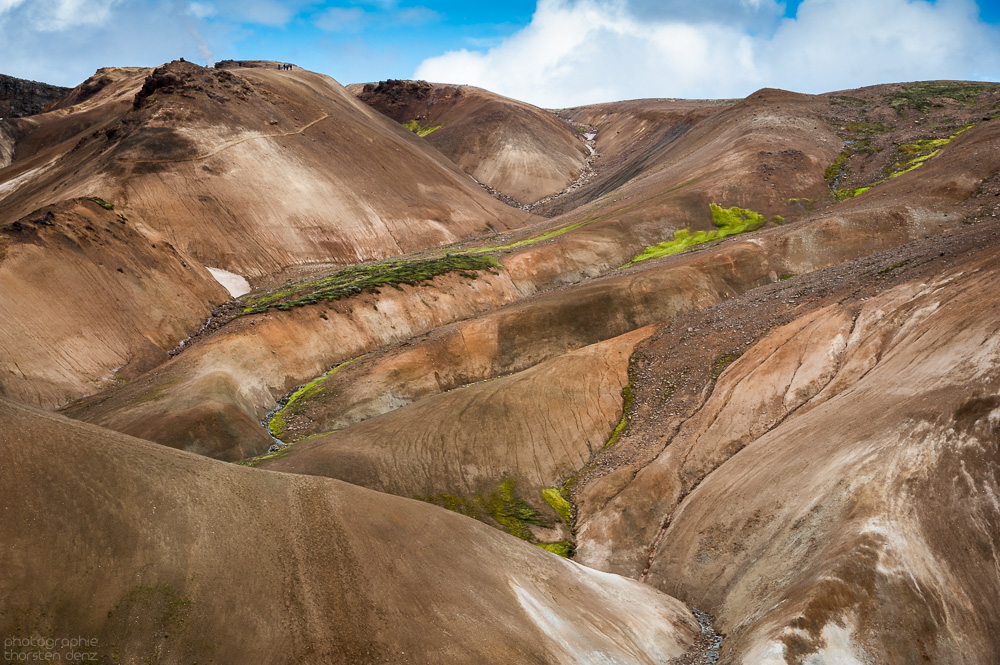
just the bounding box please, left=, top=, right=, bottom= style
left=1, top=0, right=999, bottom=107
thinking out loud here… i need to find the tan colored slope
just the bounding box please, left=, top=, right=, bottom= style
left=61, top=83, right=1000, bottom=461
left=64, top=269, right=526, bottom=459
left=353, top=80, right=588, bottom=204
left=0, top=197, right=224, bottom=407
left=531, top=98, right=727, bottom=216
left=0, top=61, right=534, bottom=408
left=548, top=217, right=1000, bottom=662
left=261, top=328, right=654, bottom=529
left=0, top=397, right=698, bottom=664
left=0, top=61, right=531, bottom=281
left=644, top=251, right=1000, bottom=664
left=64, top=155, right=976, bottom=461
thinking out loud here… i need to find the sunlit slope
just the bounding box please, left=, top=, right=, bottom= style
left=0, top=397, right=697, bottom=664
left=353, top=79, right=588, bottom=204
left=0, top=61, right=532, bottom=280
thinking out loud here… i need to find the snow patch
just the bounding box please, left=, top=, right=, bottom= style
left=803, top=622, right=867, bottom=665
left=206, top=267, right=251, bottom=297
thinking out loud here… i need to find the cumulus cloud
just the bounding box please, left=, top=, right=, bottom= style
left=415, top=0, right=1000, bottom=107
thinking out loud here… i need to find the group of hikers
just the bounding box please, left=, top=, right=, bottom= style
left=278, top=63, right=294, bottom=70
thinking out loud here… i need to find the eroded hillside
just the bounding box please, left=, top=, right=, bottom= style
left=3, top=66, right=1000, bottom=664
left=352, top=79, right=589, bottom=205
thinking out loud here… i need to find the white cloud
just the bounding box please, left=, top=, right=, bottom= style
left=315, top=6, right=367, bottom=32
left=187, top=1, right=215, bottom=19
left=0, top=0, right=232, bottom=85
left=415, top=0, right=1000, bottom=107
left=0, top=0, right=28, bottom=14
left=18, top=0, right=123, bottom=31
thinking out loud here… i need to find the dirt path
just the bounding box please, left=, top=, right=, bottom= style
left=134, top=112, right=330, bottom=164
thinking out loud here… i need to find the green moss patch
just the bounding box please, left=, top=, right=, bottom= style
left=829, top=124, right=973, bottom=200
left=712, top=350, right=744, bottom=377
left=420, top=477, right=558, bottom=544
left=887, top=82, right=995, bottom=114
left=629, top=204, right=772, bottom=264
left=237, top=446, right=294, bottom=467
left=536, top=541, right=574, bottom=557
left=88, top=197, right=115, bottom=210
left=242, top=255, right=502, bottom=315
left=541, top=488, right=573, bottom=525
left=604, top=381, right=634, bottom=448
left=267, top=355, right=365, bottom=440
left=402, top=119, right=442, bottom=137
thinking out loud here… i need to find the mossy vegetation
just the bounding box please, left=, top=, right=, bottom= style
left=88, top=197, right=115, bottom=210
left=885, top=125, right=972, bottom=180
left=878, top=259, right=911, bottom=274
left=541, top=487, right=573, bottom=525
left=236, top=446, right=293, bottom=467
left=712, top=350, right=744, bottom=377
left=629, top=204, right=773, bottom=264
left=241, top=255, right=501, bottom=315
left=267, top=355, right=365, bottom=440
left=788, top=197, right=815, bottom=213
left=827, top=123, right=973, bottom=200
left=455, top=219, right=595, bottom=256
left=536, top=541, right=574, bottom=557
left=887, top=82, right=995, bottom=114
left=824, top=151, right=850, bottom=183
left=402, top=119, right=442, bottom=137
left=846, top=120, right=891, bottom=134
left=420, top=477, right=579, bottom=555
left=605, top=381, right=634, bottom=448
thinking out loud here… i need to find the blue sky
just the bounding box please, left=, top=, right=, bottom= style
left=1, top=0, right=998, bottom=107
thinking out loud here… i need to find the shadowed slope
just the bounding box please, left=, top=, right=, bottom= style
left=0, top=397, right=697, bottom=664
left=353, top=79, right=588, bottom=204
left=0, top=73, right=69, bottom=119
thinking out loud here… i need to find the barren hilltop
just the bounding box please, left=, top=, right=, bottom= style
left=2, top=60, right=1000, bottom=664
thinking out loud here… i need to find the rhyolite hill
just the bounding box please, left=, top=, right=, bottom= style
left=3, top=61, right=1000, bottom=664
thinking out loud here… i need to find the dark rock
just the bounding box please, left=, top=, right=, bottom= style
left=0, top=73, right=70, bottom=117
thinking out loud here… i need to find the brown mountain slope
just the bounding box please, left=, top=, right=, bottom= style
left=530, top=97, right=729, bottom=216
left=61, top=85, right=1000, bottom=465
left=7, top=75, right=1000, bottom=665
left=0, top=397, right=698, bottom=664
left=0, top=197, right=224, bottom=407
left=0, top=61, right=531, bottom=281
left=623, top=231, right=1000, bottom=663
left=0, top=61, right=537, bottom=407
left=352, top=79, right=588, bottom=204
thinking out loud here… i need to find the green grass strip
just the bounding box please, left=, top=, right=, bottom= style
left=267, top=355, right=366, bottom=440
left=242, top=255, right=501, bottom=315
left=629, top=203, right=770, bottom=264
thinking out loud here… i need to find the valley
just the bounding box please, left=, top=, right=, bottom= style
left=2, top=60, right=999, bottom=664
